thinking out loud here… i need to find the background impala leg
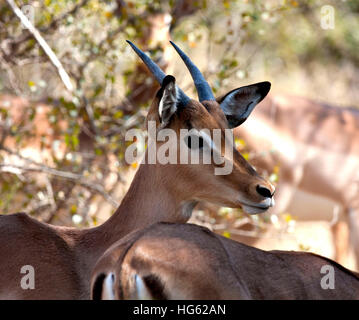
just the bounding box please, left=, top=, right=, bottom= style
left=348, top=207, right=359, bottom=270
left=331, top=217, right=349, bottom=267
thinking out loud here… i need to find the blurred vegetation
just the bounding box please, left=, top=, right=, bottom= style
left=0, top=0, right=358, bottom=230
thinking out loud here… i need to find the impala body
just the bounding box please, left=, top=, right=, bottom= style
left=234, top=94, right=359, bottom=267
left=91, top=222, right=359, bottom=300
left=0, top=41, right=274, bottom=299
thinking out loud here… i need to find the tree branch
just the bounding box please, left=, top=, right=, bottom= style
left=5, top=0, right=74, bottom=92
left=0, top=162, right=119, bottom=208
left=10, top=0, right=90, bottom=51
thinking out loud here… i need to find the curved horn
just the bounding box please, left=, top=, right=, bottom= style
left=126, top=40, right=190, bottom=107
left=169, top=41, right=215, bottom=102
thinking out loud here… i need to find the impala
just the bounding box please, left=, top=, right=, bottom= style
left=116, top=18, right=359, bottom=268
left=91, top=222, right=359, bottom=300
left=0, top=41, right=274, bottom=299
left=233, top=93, right=359, bottom=268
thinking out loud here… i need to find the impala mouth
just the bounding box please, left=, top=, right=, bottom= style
left=240, top=197, right=275, bottom=215
left=242, top=204, right=270, bottom=215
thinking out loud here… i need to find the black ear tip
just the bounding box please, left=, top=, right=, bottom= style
left=258, top=81, right=271, bottom=96
left=162, top=75, right=176, bottom=87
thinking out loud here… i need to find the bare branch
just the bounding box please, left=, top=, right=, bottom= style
left=10, top=0, right=90, bottom=51
left=0, top=144, right=119, bottom=208
left=0, top=162, right=119, bottom=208
left=45, top=177, right=56, bottom=212
left=5, top=0, right=74, bottom=92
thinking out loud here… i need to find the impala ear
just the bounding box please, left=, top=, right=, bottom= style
left=217, top=81, right=271, bottom=128
left=157, top=75, right=178, bottom=128
left=135, top=274, right=166, bottom=300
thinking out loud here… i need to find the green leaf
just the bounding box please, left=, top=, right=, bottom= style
left=71, top=134, right=79, bottom=149
left=114, top=110, right=123, bottom=119
left=95, top=148, right=103, bottom=156
left=70, top=204, right=77, bottom=214
left=222, top=231, right=231, bottom=239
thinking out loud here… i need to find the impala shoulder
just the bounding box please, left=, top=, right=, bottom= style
left=0, top=212, right=60, bottom=239
left=307, top=252, right=359, bottom=281
left=0, top=212, right=35, bottom=227
left=0, top=213, right=43, bottom=245
left=0, top=211, right=27, bottom=219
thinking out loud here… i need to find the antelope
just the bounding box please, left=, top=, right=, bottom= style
left=91, top=222, right=359, bottom=300
left=114, top=13, right=359, bottom=267
left=0, top=41, right=275, bottom=299
left=232, top=94, right=359, bottom=268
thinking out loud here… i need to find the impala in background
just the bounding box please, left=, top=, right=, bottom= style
left=233, top=93, right=359, bottom=269
left=0, top=41, right=274, bottom=299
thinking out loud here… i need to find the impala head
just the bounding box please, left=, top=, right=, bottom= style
left=127, top=40, right=275, bottom=214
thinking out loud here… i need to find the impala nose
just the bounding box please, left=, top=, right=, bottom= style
left=256, top=185, right=273, bottom=198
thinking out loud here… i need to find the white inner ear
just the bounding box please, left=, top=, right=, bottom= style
left=158, top=82, right=178, bottom=124
left=221, top=88, right=261, bottom=117
left=102, top=273, right=115, bottom=300
left=135, top=274, right=153, bottom=300
left=158, top=94, right=165, bottom=120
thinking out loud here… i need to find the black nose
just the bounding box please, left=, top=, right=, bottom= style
left=256, top=185, right=272, bottom=198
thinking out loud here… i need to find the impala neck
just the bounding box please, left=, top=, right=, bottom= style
left=81, top=163, right=192, bottom=256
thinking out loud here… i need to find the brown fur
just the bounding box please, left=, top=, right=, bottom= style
left=92, top=222, right=359, bottom=300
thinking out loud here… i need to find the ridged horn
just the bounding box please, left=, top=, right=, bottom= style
left=126, top=40, right=190, bottom=106
left=169, top=41, right=215, bottom=102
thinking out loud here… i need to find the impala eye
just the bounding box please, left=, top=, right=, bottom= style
left=185, top=135, right=204, bottom=149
